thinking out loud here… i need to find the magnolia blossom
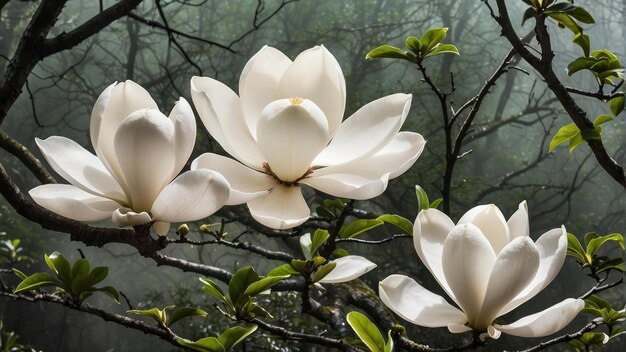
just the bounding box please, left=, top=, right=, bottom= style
left=190, top=45, right=425, bottom=229
left=299, top=233, right=376, bottom=284
left=379, top=201, right=583, bottom=340
left=30, top=81, right=230, bottom=235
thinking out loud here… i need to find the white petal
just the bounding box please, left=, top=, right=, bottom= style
left=111, top=207, right=152, bottom=227
left=35, top=136, right=125, bottom=203
left=379, top=274, right=466, bottom=327
left=168, top=97, right=197, bottom=179
left=153, top=222, right=171, bottom=236
left=311, top=132, right=425, bottom=180
left=299, top=233, right=312, bottom=259
left=499, top=226, right=568, bottom=315
left=487, top=326, right=502, bottom=340
left=314, top=94, right=412, bottom=166
left=458, top=204, right=510, bottom=255
left=474, top=237, right=540, bottom=329
left=301, top=172, right=389, bottom=200
left=29, top=184, right=119, bottom=221
left=247, top=185, right=310, bottom=229
left=190, top=76, right=263, bottom=167
left=114, top=109, right=176, bottom=212
left=507, top=200, right=529, bottom=239
left=192, top=153, right=274, bottom=205
left=448, top=323, right=472, bottom=334
left=442, top=224, right=496, bottom=326
left=495, top=298, right=584, bottom=337
left=256, top=99, right=329, bottom=181
left=319, top=256, right=377, bottom=284
left=151, top=169, right=230, bottom=222
left=239, top=46, right=292, bottom=135
left=276, top=45, right=346, bottom=135
left=413, top=209, right=458, bottom=303
left=90, top=81, right=159, bottom=183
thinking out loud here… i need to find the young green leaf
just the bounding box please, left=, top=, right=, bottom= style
left=243, top=275, right=289, bottom=297
left=420, top=28, right=448, bottom=53
left=169, top=307, right=208, bottom=326
left=415, top=185, right=430, bottom=211
left=312, top=261, right=336, bottom=283
left=177, top=337, right=225, bottom=352
left=347, top=311, right=386, bottom=352
left=71, top=258, right=90, bottom=278
left=267, top=264, right=300, bottom=277
left=310, top=229, right=330, bottom=256
left=424, top=44, right=459, bottom=59
left=228, top=267, right=260, bottom=305
left=338, top=219, right=385, bottom=239
left=429, top=198, right=443, bottom=210
left=93, top=286, right=120, bottom=303
left=586, top=233, right=624, bottom=257
left=594, top=114, right=614, bottom=126
left=384, top=330, right=394, bottom=352
left=377, top=214, right=413, bottom=235
left=549, top=123, right=580, bottom=152
left=405, top=36, right=421, bottom=54
left=200, top=277, right=228, bottom=302
left=609, top=96, right=624, bottom=116
left=217, top=324, right=257, bottom=351
left=45, top=252, right=72, bottom=286
left=365, top=45, right=414, bottom=62
left=14, top=272, right=59, bottom=293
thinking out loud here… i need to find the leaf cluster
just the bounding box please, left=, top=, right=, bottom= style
left=567, top=233, right=624, bottom=279
left=366, top=28, right=459, bottom=64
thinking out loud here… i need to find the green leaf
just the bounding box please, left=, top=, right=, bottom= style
left=567, top=233, right=587, bottom=264
left=217, top=324, right=257, bottom=351
left=610, top=96, right=624, bottom=116
left=568, top=7, right=595, bottom=24
left=584, top=232, right=600, bottom=247
left=384, top=330, right=394, bottom=352
left=429, top=198, right=443, bottom=209
left=228, top=267, right=260, bottom=305
left=71, top=258, right=91, bottom=278
left=366, top=45, right=413, bottom=62
left=567, top=57, right=598, bottom=76
left=45, top=252, right=72, bottom=286
left=267, top=264, right=300, bottom=277
left=424, top=44, right=459, bottom=59
left=586, top=233, right=624, bottom=257
left=243, top=275, right=289, bottom=297
left=347, top=311, right=385, bottom=352
left=312, top=261, right=336, bottom=283
left=12, top=268, right=27, bottom=280
left=547, top=13, right=582, bottom=34
left=93, top=285, right=120, bottom=303
left=169, top=307, right=208, bottom=326
left=127, top=307, right=170, bottom=325
left=333, top=248, right=350, bottom=257
left=377, top=214, right=412, bottom=235
left=572, top=32, right=590, bottom=57
left=339, top=219, right=385, bottom=239
left=405, top=36, right=420, bottom=54
left=200, top=277, right=228, bottom=302
left=594, top=114, right=614, bottom=126
left=177, top=337, right=225, bottom=352
left=420, top=28, right=448, bottom=53
left=290, top=259, right=309, bottom=274
left=415, top=185, right=430, bottom=212
left=311, top=229, right=330, bottom=256
left=14, top=272, right=59, bottom=293
left=549, top=123, right=580, bottom=152
left=568, top=132, right=585, bottom=152
left=522, top=7, right=537, bottom=25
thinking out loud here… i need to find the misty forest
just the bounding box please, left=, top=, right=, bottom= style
left=0, top=0, right=624, bottom=351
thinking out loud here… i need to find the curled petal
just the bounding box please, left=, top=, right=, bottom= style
left=114, top=109, right=176, bottom=212
left=458, top=204, right=510, bottom=255
left=168, top=97, right=197, bottom=179
left=29, top=184, right=119, bottom=221
left=507, top=200, right=529, bottom=240
left=247, top=185, right=310, bottom=229
left=495, top=298, right=584, bottom=337
left=190, top=76, right=263, bottom=167
left=239, top=46, right=292, bottom=134
left=276, top=45, right=346, bottom=135
left=192, top=153, right=274, bottom=205
left=151, top=169, right=230, bottom=222
left=35, top=136, right=125, bottom=203
left=448, top=323, right=472, bottom=334
left=379, top=275, right=466, bottom=328
left=318, top=255, right=377, bottom=284
left=442, top=224, right=496, bottom=326
left=301, top=172, right=389, bottom=200
left=112, top=207, right=152, bottom=227
left=313, top=94, right=412, bottom=166
left=499, top=226, right=568, bottom=315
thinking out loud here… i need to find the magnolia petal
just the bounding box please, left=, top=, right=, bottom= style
left=90, top=81, right=159, bottom=184
left=499, top=226, right=568, bottom=315
left=318, top=255, right=377, bottom=284
left=448, top=323, right=472, bottom=334
left=311, top=132, right=425, bottom=179
left=301, top=172, right=389, bottom=200
left=379, top=274, right=466, bottom=328
left=507, top=201, right=529, bottom=240
left=114, top=109, right=176, bottom=212
left=153, top=222, right=171, bottom=236
left=247, top=185, right=310, bottom=229
left=191, top=153, right=274, bottom=205
left=35, top=136, right=125, bottom=203
left=190, top=76, right=264, bottom=167
left=442, top=224, right=496, bottom=326
left=29, top=184, right=119, bottom=221
left=111, top=207, right=152, bottom=227
left=313, top=94, right=412, bottom=166
left=485, top=326, right=502, bottom=340
left=168, top=97, right=197, bottom=179
left=495, top=298, right=584, bottom=337
left=151, top=169, right=230, bottom=222
left=413, top=209, right=458, bottom=303
left=474, top=237, right=540, bottom=329
left=276, top=45, right=346, bottom=135
left=256, top=99, right=329, bottom=181
left=458, top=204, right=510, bottom=255
left=239, top=46, right=292, bottom=135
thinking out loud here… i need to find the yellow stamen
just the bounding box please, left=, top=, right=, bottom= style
left=289, top=97, right=304, bottom=105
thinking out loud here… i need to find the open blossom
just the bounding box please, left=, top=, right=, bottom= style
left=29, top=81, right=230, bottom=235
left=379, top=201, right=583, bottom=340
left=190, top=45, right=425, bottom=229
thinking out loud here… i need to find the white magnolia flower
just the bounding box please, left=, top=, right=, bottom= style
left=190, top=45, right=426, bottom=229
left=379, top=201, right=583, bottom=340
left=30, top=81, right=230, bottom=235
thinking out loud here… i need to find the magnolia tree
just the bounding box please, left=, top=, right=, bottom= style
left=0, top=0, right=624, bottom=351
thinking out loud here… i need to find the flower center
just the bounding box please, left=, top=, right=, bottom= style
left=263, top=162, right=313, bottom=186
left=289, top=97, right=304, bottom=105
